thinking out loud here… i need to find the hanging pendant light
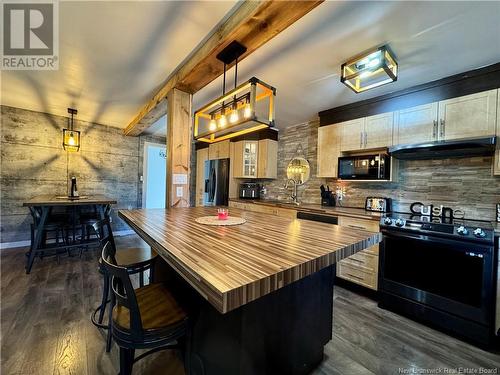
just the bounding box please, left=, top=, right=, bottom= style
left=194, top=41, right=276, bottom=143
left=62, top=108, right=80, bottom=152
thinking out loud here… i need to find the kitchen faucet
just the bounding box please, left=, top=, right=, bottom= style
left=284, top=178, right=299, bottom=205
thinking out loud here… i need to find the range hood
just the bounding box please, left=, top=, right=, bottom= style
left=389, top=136, right=496, bottom=160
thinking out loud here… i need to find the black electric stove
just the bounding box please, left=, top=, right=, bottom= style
left=378, top=212, right=496, bottom=347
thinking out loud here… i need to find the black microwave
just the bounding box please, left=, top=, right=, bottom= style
left=338, top=153, right=390, bottom=180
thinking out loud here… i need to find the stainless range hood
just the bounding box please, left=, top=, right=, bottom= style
left=389, top=136, right=496, bottom=160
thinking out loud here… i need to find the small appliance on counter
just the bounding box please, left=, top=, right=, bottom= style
left=365, top=197, right=391, bottom=212
left=320, top=185, right=336, bottom=206
left=239, top=182, right=260, bottom=199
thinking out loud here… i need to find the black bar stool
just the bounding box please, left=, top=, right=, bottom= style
left=90, top=218, right=158, bottom=352
left=101, top=242, right=189, bottom=375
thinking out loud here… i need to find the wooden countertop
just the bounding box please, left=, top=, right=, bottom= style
left=119, top=207, right=381, bottom=314
left=23, top=194, right=117, bottom=206
left=229, top=198, right=384, bottom=221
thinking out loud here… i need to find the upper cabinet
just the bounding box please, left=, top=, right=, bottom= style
left=340, top=118, right=366, bottom=152
left=208, top=140, right=230, bottom=160
left=394, top=102, right=438, bottom=145
left=364, top=112, right=394, bottom=149
left=340, top=113, right=393, bottom=152
left=233, top=139, right=278, bottom=179
left=438, top=89, right=498, bottom=141
left=317, top=125, right=340, bottom=177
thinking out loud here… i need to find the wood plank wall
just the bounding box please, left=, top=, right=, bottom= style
left=0, top=105, right=166, bottom=244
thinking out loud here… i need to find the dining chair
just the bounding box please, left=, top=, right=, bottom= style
left=90, top=218, right=158, bottom=352
left=101, top=242, right=189, bottom=375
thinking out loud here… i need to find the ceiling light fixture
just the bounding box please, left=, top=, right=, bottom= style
left=194, top=41, right=276, bottom=143
left=62, top=108, right=80, bottom=152
left=341, top=45, right=397, bottom=93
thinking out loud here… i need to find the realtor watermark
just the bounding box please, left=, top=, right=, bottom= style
left=398, top=367, right=498, bottom=374
left=1, top=0, right=59, bottom=70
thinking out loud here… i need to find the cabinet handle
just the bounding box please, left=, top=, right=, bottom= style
left=346, top=224, right=366, bottom=230
left=360, top=132, right=363, bottom=149
left=345, top=273, right=365, bottom=281
left=364, top=131, right=367, bottom=147
left=350, top=257, right=365, bottom=264
left=440, top=119, right=445, bottom=138
left=432, top=120, right=437, bottom=139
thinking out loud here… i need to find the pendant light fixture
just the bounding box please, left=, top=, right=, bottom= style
left=194, top=41, right=276, bottom=143
left=62, top=108, right=80, bottom=152
left=341, top=45, right=397, bottom=93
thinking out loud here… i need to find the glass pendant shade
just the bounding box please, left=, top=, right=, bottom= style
left=341, top=45, right=397, bottom=93
left=62, top=129, right=81, bottom=152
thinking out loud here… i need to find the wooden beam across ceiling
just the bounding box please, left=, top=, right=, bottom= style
left=123, top=0, right=324, bottom=136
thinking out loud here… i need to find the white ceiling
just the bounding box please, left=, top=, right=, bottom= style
left=195, top=0, right=500, bottom=128
left=2, top=1, right=500, bottom=135
left=0, top=1, right=236, bottom=132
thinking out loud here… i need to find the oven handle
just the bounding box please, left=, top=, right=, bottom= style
left=381, top=229, right=494, bottom=253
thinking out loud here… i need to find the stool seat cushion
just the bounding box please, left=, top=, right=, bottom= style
left=112, top=283, right=187, bottom=331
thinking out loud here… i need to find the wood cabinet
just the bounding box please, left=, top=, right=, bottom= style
left=257, top=139, right=278, bottom=179
left=394, top=102, right=439, bottom=145
left=339, top=113, right=393, bottom=152
left=438, top=89, right=498, bottom=141
left=208, top=140, right=230, bottom=160
left=228, top=200, right=296, bottom=219
left=195, top=148, right=208, bottom=206
left=364, top=112, right=394, bottom=149
left=233, top=139, right=277, bottom=179
left=340, top=118, right=366, bottom=152
left=317, top=125, right=340, bottom=177
left=495, top=91, right=500, bottom=176
left=337, top=216, right=379, bottom=290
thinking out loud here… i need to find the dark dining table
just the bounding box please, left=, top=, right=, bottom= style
left=23, top=195, right=116, bottom=273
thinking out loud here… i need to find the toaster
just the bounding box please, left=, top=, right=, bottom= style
left=239, top=183, right=260, bottom=199
left=365, top=197, right=392, bottom=212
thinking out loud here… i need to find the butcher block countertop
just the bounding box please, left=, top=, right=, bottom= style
left=229, top=198, right=384, bottom=221
left=119, top=207, right=381, bottom=314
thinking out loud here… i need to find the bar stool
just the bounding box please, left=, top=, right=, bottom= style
left=101, top=242, right=189, bottom=375
left=90, top=218, right=158, bottom=352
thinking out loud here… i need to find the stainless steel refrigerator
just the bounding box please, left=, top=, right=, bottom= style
left=203, top=158, right=230, bottom=206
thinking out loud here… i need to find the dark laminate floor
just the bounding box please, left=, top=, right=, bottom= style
left=1, top=234, right=499, bottom=375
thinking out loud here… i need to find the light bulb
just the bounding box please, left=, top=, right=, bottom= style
left=68, top=133, right=75, bottom=146
left=209, top=119, right=217, bottom=131
left=218, top=114, right=227, bottom=128
left=243, top=103, right=252, bottom=118
left=229, top=109, right=239, bottom=124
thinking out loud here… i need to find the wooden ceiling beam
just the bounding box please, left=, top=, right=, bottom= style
left=123, top=0, right=324, bottom=136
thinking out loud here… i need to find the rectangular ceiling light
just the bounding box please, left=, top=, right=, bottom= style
left=194, top=77, right=276, bottom=143
left=341, top=45, right=398, bottom=93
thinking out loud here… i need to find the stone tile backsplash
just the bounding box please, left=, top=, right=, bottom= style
left=262, top=120, right=500, bottom=221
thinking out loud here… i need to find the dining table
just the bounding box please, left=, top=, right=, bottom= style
left=119, top=207, right=381, bottom=375
left=23, top=194, right=117, bottom=273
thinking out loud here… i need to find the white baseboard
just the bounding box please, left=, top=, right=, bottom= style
left=0, top=229, right=136, bottom=250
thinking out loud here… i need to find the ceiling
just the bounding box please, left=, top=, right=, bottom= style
left=2, top=1, right=500, bottom=135
left=195, top=0, right=500, bottom=129
left=0, top=1, right=236, bottom=133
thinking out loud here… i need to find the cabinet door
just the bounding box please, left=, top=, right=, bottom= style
left=395, top=103, right=438, bottom=145
left=340, top=118, right=365, bottom=152
left=364, top=112, right=394, bottom=149
left=495, top=92, right=500, bottom=175
left=257, top=139, right=278, bottom=179
left=317, top=125, right=340, bottom=177
left=218, top=140, right=230, bottom=159
left=242, top=141, right=258, bottom=178
left=438, top=89, right=498, bottom=140
left=232, top=141, right=244, bottom=178
left=196, top=148, right=208, bottom=206
left=208, top=143, right=219, bottom=160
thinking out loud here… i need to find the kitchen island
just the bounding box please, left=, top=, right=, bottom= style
left=119, top=207, right=381, bottom=374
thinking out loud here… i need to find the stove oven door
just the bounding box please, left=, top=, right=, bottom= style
left=379, top=231, right=495, bottom=326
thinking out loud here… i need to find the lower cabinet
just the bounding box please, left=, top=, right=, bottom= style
left=337, top=216, right=379, bottom=290
left=228, top=201, right=297, bottom=219
left=196, top=148, right=208, bottom=207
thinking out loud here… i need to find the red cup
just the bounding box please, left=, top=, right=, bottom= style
left=217, top=208, right=228, bottom=220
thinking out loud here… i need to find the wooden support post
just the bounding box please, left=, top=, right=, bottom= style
left=166, top=88, right=192, bottom=208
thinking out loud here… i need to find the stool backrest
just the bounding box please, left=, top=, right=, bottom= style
left=101, top=242, right=144, bottom=338
left=92, top=218, right=117, bottom=256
